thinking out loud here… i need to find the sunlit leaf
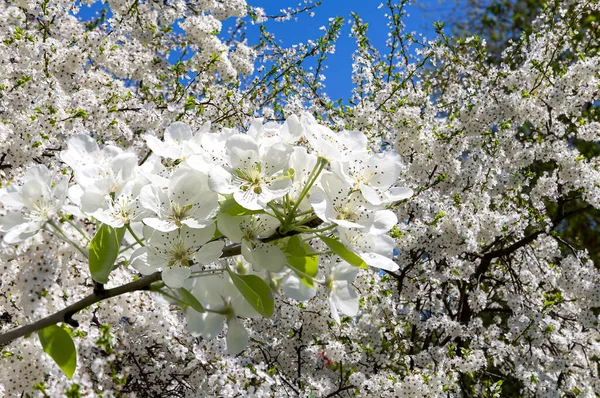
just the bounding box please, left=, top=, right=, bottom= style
left=38, top=325, right=77, bottom=379
left=228, top=269, right=274, bottom=318
left=89, top=223, right=125, bottom=284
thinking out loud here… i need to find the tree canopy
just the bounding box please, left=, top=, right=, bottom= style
left=0, top=0, right=599, bottom=396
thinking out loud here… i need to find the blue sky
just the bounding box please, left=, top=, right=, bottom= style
left=243, top=1, right=438, bottom=100
left=77, top=0, right=440, bottom=101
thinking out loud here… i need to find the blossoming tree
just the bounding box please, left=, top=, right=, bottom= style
left=0, top=0, right=599, bottom=396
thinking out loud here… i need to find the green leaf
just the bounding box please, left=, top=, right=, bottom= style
left=227, top=269, right=274, bottom=318
left=283, top=236, right=319, bottom=288
left=89, top=223, right=125, bottom=284
left=178, top=287, right=205, bottom=313
left=320, top=236, right=367, bottom=269
left=219, top=195, right=264, bottom=216
left=38, top=325, right=77, bottom=379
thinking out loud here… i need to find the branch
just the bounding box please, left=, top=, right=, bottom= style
left=0, top=239, right=256, bottom=346
left=0, top=223, right=311, bottom=347
left=0, top=271, right=161, bottom=346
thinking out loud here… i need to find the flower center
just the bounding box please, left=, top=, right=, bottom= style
left=167, top=242, right=193, bottom=268
left=30, top=200, right=51, bottom=221
left=235, top=163, right=264, bottom=193
left=169, top=202, right=192, bottom=226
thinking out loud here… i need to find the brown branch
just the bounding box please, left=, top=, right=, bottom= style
left=0, top=272, right=161, bottom=346
left=0, top=228, right=308, bottom=346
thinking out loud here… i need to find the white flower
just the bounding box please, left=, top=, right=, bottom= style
left=327, top=261, right=360, bottom=324
left=135, top=224, right=224, bottom=288
left=331, top=152, right=413, bottom=205
left=186, top=127, right=237, bottom=171
left=309, top=172, right=398, bottom=234
left=279, top=270, right=317, bottom=301
left=0, top=165, right=68, bottom=244
left=140, top=168, right=219, bottom=232
left=300, top=112, right=342, bottom=161
left=145, top=121, right=211, bottom=160
left=185, top=273, right=258, bottom=355
left=247, top=115, right=303, bottom=147
left=208, top=134, right=293, bottom=210
left=339, top=228, right=399, bottom=272
left=79, top=179, right=148, bottom=228
left=217, top=213, right=287, bottom=273
left=60, top=134, right=139, bottom=195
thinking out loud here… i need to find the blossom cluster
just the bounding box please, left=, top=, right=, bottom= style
left=1, top=0, right=600, bottom=396
left=1, top=112, right=411, bottom=358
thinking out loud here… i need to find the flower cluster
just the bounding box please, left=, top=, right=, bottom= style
left=1, top=113, right=411, bottom=357
left=1, top=0, right=600, bottom=396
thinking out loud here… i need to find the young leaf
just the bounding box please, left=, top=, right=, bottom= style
left=38, top=325, right=77, bottom=379
left=283, top=236, right=319, bottom=288
left=227, top=269, right=274, bottom=318
left=178, top=287, right=205, bottom=313
left=89, top=223, right=126, bottom=284
left=287, top=255, right=319, bottom=288
left=320, top=236, right=368, bottom=269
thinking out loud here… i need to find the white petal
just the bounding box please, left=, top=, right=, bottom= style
left=242, top=240, right=286, bottom=272
left=51, top=175, right=69, bottom=205
left=359, top=183, right=382, bottom=205
left=67, top=184, right=84, bottom=206
left=143, top=217, right=178, bottom=232
left=233, top=189, right=263, bottom=211
left=164, top=122, right=192, bottom=146
left=162, top=265, right=191, bottom=288
left=386, top=187, right=414, bottom=202
left=3, top=221, right=43, bottom=244
left=308, top=186, right=331, bottom=222
left=61, top=134, right=99, bottom=168
left=230, top=144, right=260, bottom=172
left=208, top=166, right=236, bottom=194
left=334, top=219, right=366, bottom=230
left=329, top=295, right=341, bottom=325
left=319, top=172, right=352, bottom=212
left=282, top=114, right=303, bottom=141
left=110, top=152, right=138, bottom=185
left=0, top=192, right=24, bottom=209
left=180, top=224, right=215, bottom=248
left=262, top=143, right=292, bottom=175
left=331, top=284, right=359, bottom=317
left=360, top=252, right=399, bottom=272
left=216, top=213, right=244, bottom=243
left=366, top=154, right=401, bottom=188
left=21, top=180, right=51, bottom=209
left=338, top=130, right=368, bottom=155
left=368, top=210, right=398, bottom=235
left=194, top=241, right=224, bottom=264
left=226, top=317, right=249, bottom=355
left=186, top=309, right=225, bottom=340
left=80, top=191, right=108, bottom=214
left=189, top=274, right=228, bottom=308
left=95, top=213, right=125, bottom=228
left=24, top=164, right=51, bottom=184
left=140, top=183, right=171, bottom=217
left=264, top=177, right=292, bottom=199
left=280, top=273, right=317, bottom=301
left=332, top=261, right=360, bottom=282
left=131, top=248, right=157, bottom=275
left=145, top=135, right=171, bottom=158
left=372, top=234, right=396, bottom=256
left=0, top=212, right=27, bottom=233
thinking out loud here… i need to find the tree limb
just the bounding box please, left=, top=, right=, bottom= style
left=0, top=238, right=254, bottom=346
